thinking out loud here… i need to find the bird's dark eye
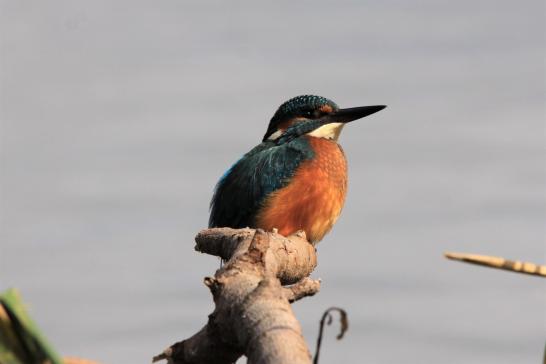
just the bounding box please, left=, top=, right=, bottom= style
left=304, top=110, right=322, bottom=118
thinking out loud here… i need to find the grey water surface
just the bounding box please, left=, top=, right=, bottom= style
left=1, top=1, right=545, bottom=363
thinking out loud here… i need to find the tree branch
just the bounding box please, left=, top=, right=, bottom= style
left=155, top=228, right=319, bottom=364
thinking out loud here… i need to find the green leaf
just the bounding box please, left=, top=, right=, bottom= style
left=0, top=288, right=64, bottom=364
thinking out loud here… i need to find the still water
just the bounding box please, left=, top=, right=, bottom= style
left=1, top=2, right=544, bottom=363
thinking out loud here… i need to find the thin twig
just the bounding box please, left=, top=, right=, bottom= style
left=445, top=252, right=546, bottom=277
left=313, top=307, right=348, bottom=364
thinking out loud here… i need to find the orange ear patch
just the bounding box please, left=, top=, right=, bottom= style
left=319, top=104, right=333, bottom=113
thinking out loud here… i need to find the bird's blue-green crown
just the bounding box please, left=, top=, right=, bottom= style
left=263, top=95, right=338, bottom=141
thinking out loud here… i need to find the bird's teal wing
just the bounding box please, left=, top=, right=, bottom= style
left=209, top=138, right=314, bottom=229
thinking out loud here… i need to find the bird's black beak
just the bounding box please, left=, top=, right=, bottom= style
left=328, top=105, right=386, bottom=124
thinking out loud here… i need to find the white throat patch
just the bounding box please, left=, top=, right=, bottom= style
left=307, top=122, right=345, bottom=140
left=266, top=129, right=283, bottom=141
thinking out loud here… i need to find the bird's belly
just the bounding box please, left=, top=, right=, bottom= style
left=255, top=137, right=347, bottom=243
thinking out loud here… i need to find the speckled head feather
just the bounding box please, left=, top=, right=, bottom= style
left=263, top=95, right=339, bottom=141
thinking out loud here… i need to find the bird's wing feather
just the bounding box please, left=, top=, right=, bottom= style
left=209, top=138, right=314, bottom=228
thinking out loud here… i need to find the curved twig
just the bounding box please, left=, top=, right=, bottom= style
left=313, top=307, right=349, bottom=364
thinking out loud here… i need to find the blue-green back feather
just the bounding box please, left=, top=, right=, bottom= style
left=209, top=137, right=314, bottom=229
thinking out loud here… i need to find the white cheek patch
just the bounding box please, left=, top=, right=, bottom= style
left=307, top=123, right=345, bottom=140
left=267, top=129, right=283, bottom=141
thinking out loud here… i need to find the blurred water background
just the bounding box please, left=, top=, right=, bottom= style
left=1, top=1, right=544, bottom=363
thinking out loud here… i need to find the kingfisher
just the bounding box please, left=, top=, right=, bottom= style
left=209, top=95, right=385, bottom=244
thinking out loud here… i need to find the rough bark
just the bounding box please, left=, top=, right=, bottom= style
left=154, top=228, right=320, bottom=364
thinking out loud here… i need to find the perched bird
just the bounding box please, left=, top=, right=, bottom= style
left=209, top=95, right=385, bottom=244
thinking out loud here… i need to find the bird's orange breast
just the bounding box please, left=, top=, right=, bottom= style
left=255, top=136, right=348, bottom=243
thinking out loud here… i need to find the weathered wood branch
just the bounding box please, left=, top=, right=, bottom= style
left=154, top=227, right=320, bottom=364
